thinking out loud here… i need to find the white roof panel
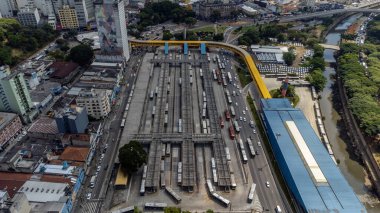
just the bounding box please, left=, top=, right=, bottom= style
left=285, top=121, right=327, bottom=183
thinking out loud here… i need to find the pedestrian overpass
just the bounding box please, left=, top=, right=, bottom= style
left=319, top=44, right=340, bottom=50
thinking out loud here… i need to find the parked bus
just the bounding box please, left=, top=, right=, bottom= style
left=165, top=187, right=182, bottom=203
left=227, top=72, right=232, bottom=83
left=144, top=203, right=167, bottom=211
left=247, top=138, right=256, bottom=157
left=230, top=106, right=236, bottom=117
left=247, top=183, right=256, bottom=203
left=233, top=121, right=240, bottom=133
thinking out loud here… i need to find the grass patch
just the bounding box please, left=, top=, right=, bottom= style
left=236, top=66, right=252, bottom=87
left=191, top=25, right=227, bottom=34
left=11, top=49, right=24, bottom=57
left=191, top=25, right=215, bottom=33
left=246, top=94, right=296, bottom=212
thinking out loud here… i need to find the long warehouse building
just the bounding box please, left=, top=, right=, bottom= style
left=261, top=99, right=365, bottom=212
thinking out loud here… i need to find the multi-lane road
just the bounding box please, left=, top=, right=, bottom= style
left=209, top=50, right=289, bottom=212
left=73, top=52, right=144, bottom=213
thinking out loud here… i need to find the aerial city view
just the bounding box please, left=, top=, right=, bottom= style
left=0, top=0, right=380, bottom=212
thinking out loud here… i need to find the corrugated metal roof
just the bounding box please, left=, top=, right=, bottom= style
left=261, top=98, right=292, bottom=109
left=261, top=99, right=365, bottom=212
left=285, top=121, right=327, bottom=183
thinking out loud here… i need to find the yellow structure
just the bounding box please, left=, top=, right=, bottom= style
left=129, top=39, right=271, bottom=99
left=58, top=5, right=79, bottom=29
left=115, top=165, right=128, bottom=189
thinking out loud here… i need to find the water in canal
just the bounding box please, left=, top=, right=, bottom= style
left=321, top=14, right=380, bottom=211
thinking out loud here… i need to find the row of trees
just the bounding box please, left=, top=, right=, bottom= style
left=170, top=31, right=224, bottom=41
left=138, top=1, right=196, bottom=28
left=367, top=15, right=380, bottom=44
left=337, top=43, right=380, bottom=137
left=305, top=44, right=327, bottom=92
left=238, top=23, right=319, bottom=46
left=0, top=19, right=59, bottom=66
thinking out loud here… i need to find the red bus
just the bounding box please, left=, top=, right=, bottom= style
left=225, top=110, right=231, bottom=121
left=229, top=126, right=235, bottom=140
left=220, top=117, right=225, bottom=128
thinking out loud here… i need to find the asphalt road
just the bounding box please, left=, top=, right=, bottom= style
left=216, top=52, right=287, bottom=212
left=73, top=52, right=144, bottom=213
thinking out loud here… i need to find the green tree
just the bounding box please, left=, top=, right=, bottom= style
left=0, top=47, right=12, bottom=65
left=184, top=17, right=197, bottom=26
left=283, top=52, right=296, bottom=66
left=162, top=30, right=173, bottom=40
left=48, top=50, right=65, bottom=60
left=310, top=57, right=325, bottom=71
left=238, top=27, right=260, bottom=45
left=134, top=206, right=142, bottom=213
left=206, top=209, right=214, bottom=213
left=276, top=33, right=287, bottom=42
left=313, top=44, right=325, bottom=58
left=306, top=69, right=327, bottom=92
left=118, top=141, right=147, bottom=173
left=164, top=207, right=181, bottom=213
left=306, top=38, right=319, bottom=48
left=213, top=33, right=224, bottom=41
left=68, top=44, right=94, bottom=66
left=60, top=45, right=70, bottom=52
left=24, top=37, right=38, bottom=51
left=210, top=10, right=221, bottom=22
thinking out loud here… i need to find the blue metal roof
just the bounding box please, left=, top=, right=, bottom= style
left=261, top=99, right=366, bottom=213
left=261, top=98, right=292, bottom=109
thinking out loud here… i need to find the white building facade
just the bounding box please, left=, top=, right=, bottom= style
left=0, top=0, right=16, bottom=17
left=76, top=89, right=111, bottom=119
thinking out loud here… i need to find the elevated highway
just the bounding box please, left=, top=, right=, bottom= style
left=279, top=8, right=380, bottom=22
left=129, top=39, right=271, bottom=99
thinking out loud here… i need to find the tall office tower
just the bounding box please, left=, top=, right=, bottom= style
left=33, top=0, right=55, bottom=16
left=74, top=0, right=90, bottom=28
left=84, top=0, right=95, bottom=21
left=15, top=0, right=35, bottom=10
left=0, top=66, right=35, bottom=122
left=94, top=0, right=130, bottom=61
left=0, top=0, right=16, bottom=17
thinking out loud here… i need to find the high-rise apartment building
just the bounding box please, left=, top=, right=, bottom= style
left=0, top=66, right=37, bottom=122
left=76, top=89, right=111, bottom=119
left=0, top=0, right=16, bottom=17
left=94, top=0, right=130, bottom=61
left=74, top=0, right=90, bottom=28
left=58, top=5, right=79, bottom=29
left=15, top=0, right=34, bottom=9
left=33, top=0, right=54, bottom=16
left=50, top=0, right=94, bottom=26
left=17, top=7, right=41, bottom=26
